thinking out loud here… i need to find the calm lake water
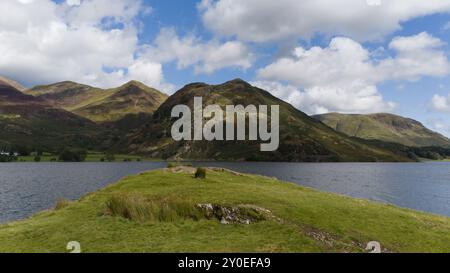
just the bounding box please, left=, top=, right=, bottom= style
left=0, top=162, right=449, bottom=223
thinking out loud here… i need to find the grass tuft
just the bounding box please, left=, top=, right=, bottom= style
left=195, top=167, right=206, bottom=179
left=54, top=199, right=72, bottom=210
left=104, top=193, right=203, bottom=222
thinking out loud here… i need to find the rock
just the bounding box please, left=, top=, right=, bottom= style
left=197, top=203, right=270, bottom=225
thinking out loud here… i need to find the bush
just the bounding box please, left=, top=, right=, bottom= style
left=0, top=154, right=16, bottom=162
left=105, top=193, right=203, bottom=222
left=34, top=155, right=41, bottom=162
left=54, top=199, right=72, bottom=210
left=195, top=167, right=206, bottom=179
left=58, top=149, right=87, bottom=162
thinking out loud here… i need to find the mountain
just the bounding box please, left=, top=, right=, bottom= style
left=123, top=79, right=411, bottom=162
left=314, top=113, right=450, bottom=148
left=0, top=76, right=26, bottom=91
left=0, top=82, right=104, bottom=152
left=26, top=81, right=168, bottom=122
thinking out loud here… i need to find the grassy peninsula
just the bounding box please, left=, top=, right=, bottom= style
left=0, top=167, right=449, bottom=253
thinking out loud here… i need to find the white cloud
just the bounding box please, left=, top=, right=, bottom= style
left=0, top=1, right=250, bottom=92
left=427, top=117, right=450, bottom=137
left=252, top=81, right=396, bottom=115
left=199, top=0, right=450, bottom=42
left=142, top=28, right=252, bottom=74
left=377, top=32, right=450, bottom=81
left=431, top=93, right=450, bottom=112
left=63, top=0, right=142, bottom=27
left=0, top=0, right=174, bottom=90
left=255, top=33, right=450, bottom=114
left=66, top=0, right=81, bottom=7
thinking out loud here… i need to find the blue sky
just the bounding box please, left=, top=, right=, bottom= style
left=2, top=0, right=450, bottom=136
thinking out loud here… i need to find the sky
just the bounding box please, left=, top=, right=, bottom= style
left=2, top=0, right=450, bottom=136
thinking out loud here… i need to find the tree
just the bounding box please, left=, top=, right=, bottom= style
left=105, top=152, right=115, bottom=162
left=58, top=149, right=87, bottom=162
left=0, top=154, right=17, bottom=162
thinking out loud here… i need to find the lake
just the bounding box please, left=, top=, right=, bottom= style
left=0, top=162, right=449, bottom=223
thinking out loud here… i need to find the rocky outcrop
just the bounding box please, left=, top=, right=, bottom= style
left=197, top=204, right=272, bottom=225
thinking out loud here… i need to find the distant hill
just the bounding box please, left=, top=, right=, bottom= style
left=314, top=113, right=450, bottom=148
left=4, top=75, right=446, bottom=161
left=0, top=76, right=26, bottom=92
left=26, top=81, right=168, bottom=122
left=0, top=82, right=104, bottom=152
left=124, top=79, right=411, bottom=162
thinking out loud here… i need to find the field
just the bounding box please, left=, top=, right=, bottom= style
left=0, top=167, right=449, bottom=253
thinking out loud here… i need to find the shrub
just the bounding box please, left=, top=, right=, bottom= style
left=58, top=149, right=87, bottom=162
left=55, top=199, right=72, bottom=210
left=105, top=152, right=115, bottom=162
left=105, top=193, right=203, bottom=222
left=0, top=154, right=16, bottom=162
left=195, top=167, right=206, bottom=179
left=34, top=155, right=41, bottom=162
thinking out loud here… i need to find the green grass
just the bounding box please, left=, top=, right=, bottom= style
left=16, top=152, right=157, bottom=162
left=429, top=158, right=450, bottom=162
left=0, top=168, right=449, bottom=253
left=105, top=193, right=204, bottom=222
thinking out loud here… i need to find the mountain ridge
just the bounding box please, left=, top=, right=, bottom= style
left=314, top=112, right=450, bottom=148
left=2, top=76, right=449, bottom=161
left=26, top=80, right=168, bottom=122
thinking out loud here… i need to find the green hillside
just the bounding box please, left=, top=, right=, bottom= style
left=314, top=113, right=450, bottom=148
left=2, top=76, right=445, bottom=161
left=0, top=167, right=448, bottom=253
left=0, top=82, right=104, bottom=151
left=125, top=79, right=412, bottom=162
left=27, top=81, right=168, bottom=122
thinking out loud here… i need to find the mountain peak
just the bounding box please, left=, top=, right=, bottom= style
left=116, top=80, right=167, bottom=99
left=222, top=78, right=251, bottom=86
left=122, top=80, right=145, bottom=88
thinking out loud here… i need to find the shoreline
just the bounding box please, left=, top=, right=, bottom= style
left=4, top=167, right=450, bottom=225
left=1, top=167, right=449, bottom=253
